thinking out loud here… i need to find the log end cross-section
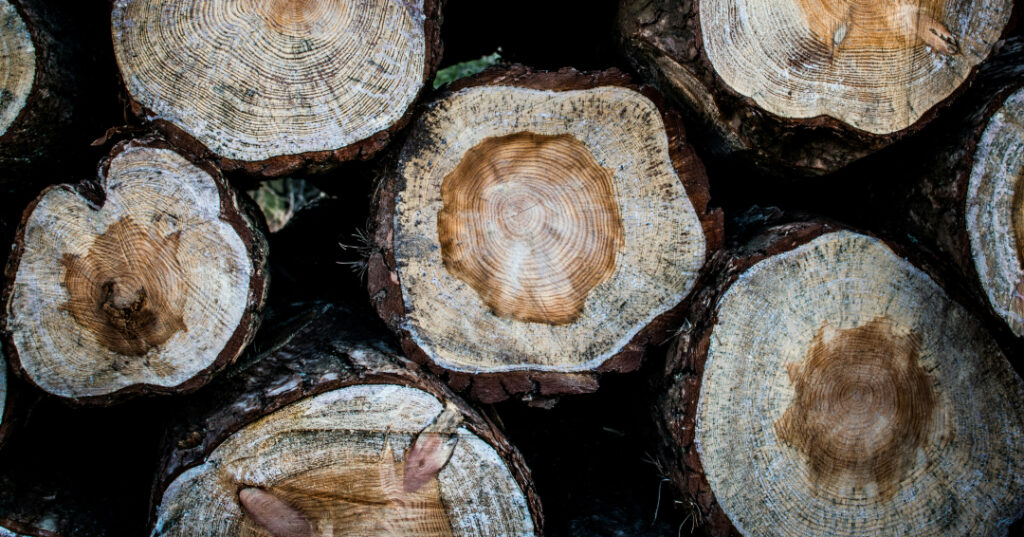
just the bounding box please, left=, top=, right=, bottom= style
left=681, top=230, right=1024, bottom=536
left=370, top=68, right=720, bottom=402
left=111, top=0, right=442, bottom=176
left=1, top=138, right=269, bottom=403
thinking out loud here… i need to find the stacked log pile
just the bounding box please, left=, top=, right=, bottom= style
left=0, top=1, right=1018, bottom=536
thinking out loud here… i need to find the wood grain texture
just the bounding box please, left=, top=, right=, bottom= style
left=0, top=0, right=34, bottom=138
left=111, top=0, right=443, bottom=177
left=1, top=136, right=269, bottom=403
left=0, top=1, right=96, bottom=183
left=617, top=0, right=1012, bottom=175
left=369, top=66, right=722, bottom=402
left=966, top=87, right=1024, bottom=336
left=151, top=303, right=542, bottom=537
left=658, top=216, right=1024, bottom=536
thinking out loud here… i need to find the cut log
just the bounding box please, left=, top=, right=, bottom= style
left=617, top=0, right=1013, bottom=175
left=111, top=0, right=443, bottom=178
left=0, top=1, right=90, bottom=183
left=965, top=85, right=1024, bottom=337
left=1, top=135, right=269, bottom=404
left=368, top=66, right=722, bottom=403
left=151, top=302, right=542, bottom=537
left=658, top=214, right=1024, bottom=536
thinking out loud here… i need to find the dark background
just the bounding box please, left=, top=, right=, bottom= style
left=0, top=1, right=1022, bottom=536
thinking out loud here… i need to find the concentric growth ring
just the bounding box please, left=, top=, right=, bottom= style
left=112, top=0, right=428, bottom=163
left=700, top=0, right=1011, bottom=133
left=438, top=133, right=623, bottom=325
left=695, top=231, right=1024, bottom=536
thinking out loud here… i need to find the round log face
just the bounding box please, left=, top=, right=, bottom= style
left=966, top=87, right=1024, bottom=337
left=394, top=86, right=706, bottom=373
left=4, top=144, right=261, bottom=399
left=695, top=231, right=1024, bottom=536
left=111, top=0, right=427, bottom=163
left=154, top=385, right=536, bottom=537
left=700, top=0, right=1011, bottom=134
left=0, top=0, right=34, bottom=137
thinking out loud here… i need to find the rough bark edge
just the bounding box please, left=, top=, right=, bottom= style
left=116, top=0, right=444, bottom=179
left=655, top=208, right=1022, bottom=536
left=367, top=65, right=723, bottom=404
left=0, top=132, right=271, bottom=406
left=0, top=1, right=86, bottom=183
left=616, top=0, right=1006, bottom=176
left=149, top=302, right=544, bottom=536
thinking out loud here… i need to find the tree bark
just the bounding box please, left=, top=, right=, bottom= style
left=369, top=65, right=722, bottom=404
left=657, top=210, right=1024, bottom=537
left=617, top=0, right=1014, bottom=176
left=111, top=0, right=443, bottom=178
left=0, top=0, right=94, bottom=187
left=150, top=302, right=543, bottom=537
left=1, top=134, right=269, bottom=405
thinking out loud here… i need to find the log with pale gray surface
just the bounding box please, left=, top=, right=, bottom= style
left=1, top=135, right=269, bottom=405
left=617, top=0, right=1014, bottom=175
left=657, top=214, right=1024, bottom=537
left=110, top=0, right=443, bottom=177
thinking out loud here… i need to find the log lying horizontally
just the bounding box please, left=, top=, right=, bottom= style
left=617, top=0, right=1013, bottom=175
left=369, top=66, right=721, bottom=403
left=658, top=214, right=1024, bottom=536
left=151, top=302, right=542, bottom=537
left=1, top=135, right=269, bottom=404
left=0, top=0, right=89, bottom=183
left=111, top=0, right=443, bottom=177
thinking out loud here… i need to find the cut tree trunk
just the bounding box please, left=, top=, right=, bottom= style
left=657, top=212, right=1024, bottom=537
left=368, top=66, right=722, bottom=404
left=857, top=38, right=1024, bottom=339
left=1, top=134, right=269, bottom=405
left=0, top=0, right=90, bottom=185
left=617, top=0, right=1013, bottom=176
left=151, top=302, right=542, bottom=537
left=111, top=0, right=443, bottom=178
